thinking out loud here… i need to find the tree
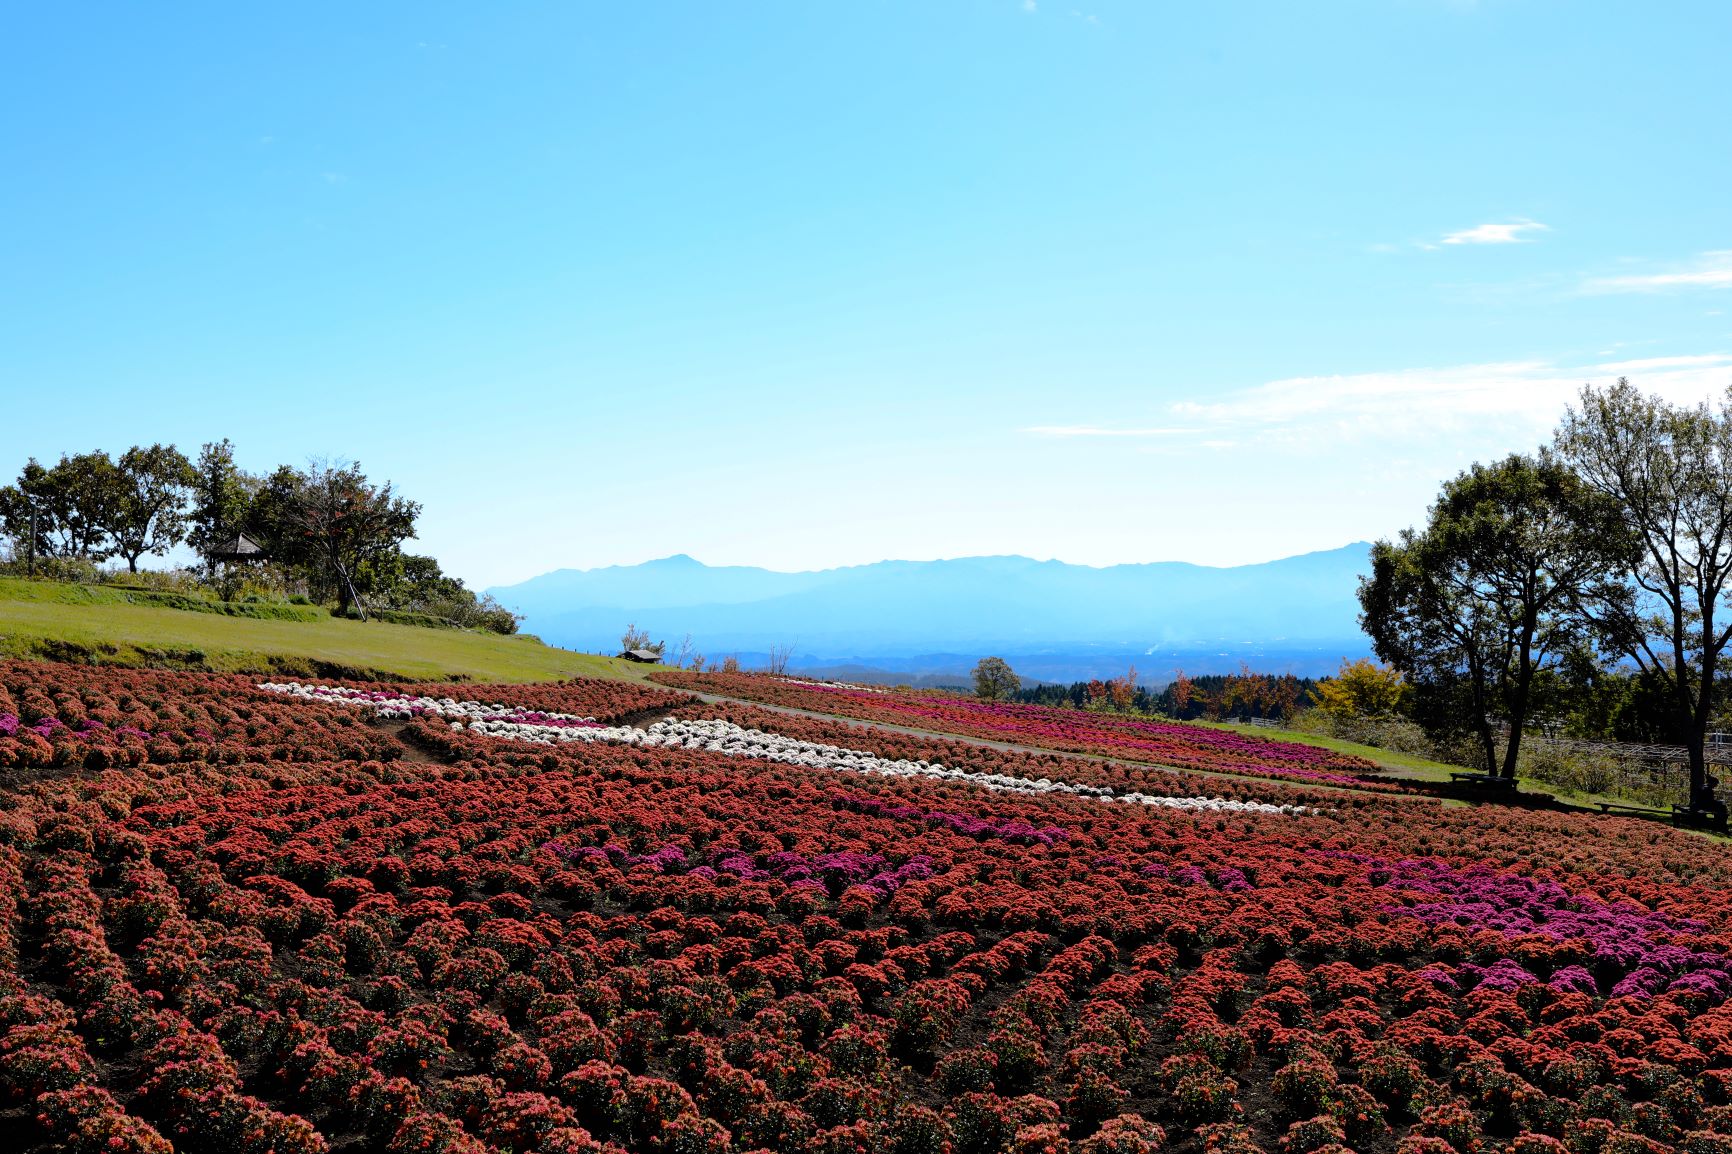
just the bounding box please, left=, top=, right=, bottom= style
left=1107, top=665, right=1138, bottom=710
left=766, top=643, right=795, bottom=676
left=0, top=462, right=52, bottom=566
left=620, top=623, right=665, bottom=658
left=186, top=439, right=256, bottom=576
left=1359, top=452, right=1624, bottom=777
left=0, top=454, right=120, bottom=563
left=101, top=444, right=196, bottom=573
left=1557, top=379, right=1732, bottom=805
left=1169, top=670, right=1193, bottom=717
left=51, top=453, right=121, bottom=561
left=972, top=656, right=1020, bottom=700
left=274, top=459, right=420, bottom=618
left=1310, top=658, right=1409, bottom=720
left=622, top=623, right=647, bottom=650
left=356, top=550, right=518, bottom=633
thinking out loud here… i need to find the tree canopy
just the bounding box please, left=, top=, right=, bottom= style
left=1360, top=452, right=1623, bottom=777
left=1557, top=378, right=1732, bottom=801
left=972, top=656, right=1020, bottom=700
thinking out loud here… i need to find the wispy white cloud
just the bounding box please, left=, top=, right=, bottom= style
left=1030, top=354, right=1732, bottom=452
left=1170, top=356, right=1731, bottom=441
left=1025, top=425, right=1197, bottom=437
left=1441, top=220, right=1548, bottom=245
left=1022, top=0, right=1037, bottom=11
left=1595, top=353, right=1732, bottom=374
left=1583, top=251, right=1732, bottom=294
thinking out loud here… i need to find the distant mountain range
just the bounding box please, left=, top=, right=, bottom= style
left=486, top=545, right=1375, bottom=684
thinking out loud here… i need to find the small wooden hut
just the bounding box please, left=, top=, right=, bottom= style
left=209, top=533, right=268, bottom=564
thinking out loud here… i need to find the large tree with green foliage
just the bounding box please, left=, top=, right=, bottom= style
left=354, top=549, right=519, bottom=633
left=1557, top=378, right=1732, bottom=805
left=0, top=453, right=120, bottom=563
left=100, top=444, right=197, bottom=572
left=972, top=656, right=1020, bottom=700
left=1359, top=452, right=1624, bottom=778
left=264, top=459, right=420, bottom=618
left=186, top=439, right=258, bottom=575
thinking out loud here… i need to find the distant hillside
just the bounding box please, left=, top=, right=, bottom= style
left=487, top=546, right=1375, bottom=680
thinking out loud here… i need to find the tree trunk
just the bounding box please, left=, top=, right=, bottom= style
left=1501, top=623, right=1537, bottom=780
left=1687, top=732, right=1708, bottom=804
left=334, top=565, right=353, bottom=616
left=1501, top=720, right=1524, bottom=780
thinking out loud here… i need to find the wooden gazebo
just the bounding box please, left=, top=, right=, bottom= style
left=209, top=533, right=267, bottom=564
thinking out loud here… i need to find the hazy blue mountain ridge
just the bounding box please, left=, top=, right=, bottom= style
left=488, top=545, right=1375, bottom=679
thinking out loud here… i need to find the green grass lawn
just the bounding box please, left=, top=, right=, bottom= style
left=1192, top=718, right=1467, bottom=780
left=0, top=577, right=649, bottom=684
left=1193, top=718, right=1732, bottom=834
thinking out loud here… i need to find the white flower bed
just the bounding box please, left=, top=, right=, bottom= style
left=261, top=681, right=1308, bottom=816
left=462, top=715, right=1307, bottom=815
left=777, top=677, right=886, bottom=693
left=257, top=681, right=596, bottom=725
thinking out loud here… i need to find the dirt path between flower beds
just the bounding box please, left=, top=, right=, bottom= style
left=373, top=718, right=447, bottom=765
left=679, top=689, right=1434, bottom=805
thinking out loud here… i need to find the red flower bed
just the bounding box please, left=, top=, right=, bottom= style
left=650, top=673, right=1395, bottom=793
left=0, top=661, right=401, bottom=771
left=1, top=663, right=1731, bottom=1154
left=0, top=662, right=692, bottom=774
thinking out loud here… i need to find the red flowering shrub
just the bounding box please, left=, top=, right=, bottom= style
left=1, top=660, right=1732, bottom=1152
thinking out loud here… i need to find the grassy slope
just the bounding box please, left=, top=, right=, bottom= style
left=0, top=578, right=651, bottom=683
left=1190, top=720, right=1727, bottom=833
left=1192, top=718, right=1465, bottom=781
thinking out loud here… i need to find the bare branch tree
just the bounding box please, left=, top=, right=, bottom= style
left=1558, top=378, right=1732, bottom=806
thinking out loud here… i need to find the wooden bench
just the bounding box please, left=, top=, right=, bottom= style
left=1450, top=772, right=1517, bottom=790
left=1595, top=801, right=1671, bottom=819
left=1672, top=805, right=1730, bottom=833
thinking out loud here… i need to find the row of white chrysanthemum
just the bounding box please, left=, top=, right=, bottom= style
left=466, top=715, right=1306, bottom=816
left=258, top=681, right=596, bottom=725
left=259, top=682, right=1306, bottom=816
left=776, top=677, right=886, bottom=694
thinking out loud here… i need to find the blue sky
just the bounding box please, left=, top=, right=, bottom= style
left=3, top=1, right=1729, bottom=587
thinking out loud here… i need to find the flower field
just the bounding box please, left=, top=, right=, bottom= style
left=648, top=673, right=1391, bottom=792
left=3, top=664, right=1732, bottom=1153
left=0, top=662, right=690, bottom=774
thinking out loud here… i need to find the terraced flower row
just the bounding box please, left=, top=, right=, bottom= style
left=259, top=684, right=1313, bottom=816
left=647, top=673, right=1391, bottom=791
left=259, top=681, right=609, bottom=728
left=0, top=664, right=690, bottom=772
left=3, top=664, right=1732, bottom=1154
left=659, top=699, right=1338, bottom=813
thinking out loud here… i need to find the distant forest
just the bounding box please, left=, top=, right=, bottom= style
left=1017, top=671, right=1317, bottom=722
